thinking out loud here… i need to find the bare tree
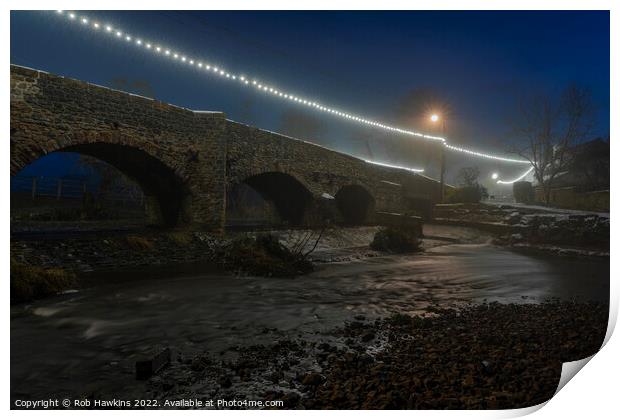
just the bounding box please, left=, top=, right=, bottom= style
left=456, top=166, right=480, bottom=187
left=511, top=84, right=595, bottom=204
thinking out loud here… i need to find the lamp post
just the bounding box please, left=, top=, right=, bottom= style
left=430, top=114, right=446, bottom=202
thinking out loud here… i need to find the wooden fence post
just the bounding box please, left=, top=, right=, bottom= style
left=31, top=177, right=37, bottom=199
left=56, top=178, right=63, bottom=200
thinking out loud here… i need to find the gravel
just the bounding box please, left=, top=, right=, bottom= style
left=144, top=301, right=608, bottom=410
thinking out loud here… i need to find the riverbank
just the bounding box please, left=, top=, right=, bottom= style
left=434, top=203, right=609, bottom=257
left=9, top=223, right=490, bottom=274
left=133, top=301, right=610, bottom=409
left=11, top=242, right=609, bottom=406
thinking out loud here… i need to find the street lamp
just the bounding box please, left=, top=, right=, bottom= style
left=430, top=113, right=446, bottom=202
left=491, top=173, right=499, bottom=180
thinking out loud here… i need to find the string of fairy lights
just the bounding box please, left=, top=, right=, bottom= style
left=49, top=10, right=534, bottom=183
left=496, top=166, right=535, bottom=185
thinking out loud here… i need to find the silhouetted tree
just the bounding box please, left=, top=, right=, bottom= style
left=510, top=84, right=595, bottom=204
left=456, top=167, right=480, bottom=187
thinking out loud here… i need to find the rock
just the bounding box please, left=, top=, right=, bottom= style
left=505, top=212, right=522, bottom=225
left=510, top=233, right=523, bottom=242
left=218, top=376, right=232, bottom=388
left=135, top=347, right=171, bottom=380
left=301, top=372, right=325, bottom=386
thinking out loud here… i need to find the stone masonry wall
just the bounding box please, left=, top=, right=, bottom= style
left=10, top=65, right=228, bottom=229
left=11, top=65, right=440, bottom=229
left=225, top=121, right=440, bottom=220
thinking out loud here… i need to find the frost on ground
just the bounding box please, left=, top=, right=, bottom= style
left=433, top=203, right=609, bottom=256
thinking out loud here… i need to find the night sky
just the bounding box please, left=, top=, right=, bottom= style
left=10, top=10, right=610, bottom=191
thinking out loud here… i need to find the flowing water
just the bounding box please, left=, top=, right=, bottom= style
left=11, top=236, right=608, bottom=401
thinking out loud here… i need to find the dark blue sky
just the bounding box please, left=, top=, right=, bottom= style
left=10, top=10, right=609, bottom=186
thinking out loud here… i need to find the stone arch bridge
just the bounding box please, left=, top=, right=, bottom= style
left=10, top=65, right=441, bottom=230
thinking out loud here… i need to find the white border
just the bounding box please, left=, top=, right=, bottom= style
left=4, top=2, right=616, bottom=419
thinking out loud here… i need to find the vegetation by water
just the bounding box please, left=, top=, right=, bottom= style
left=221, top=234, right=314, bottom=277
left=10, top=260, right=76, bottom=303
left=370, top=227, right=421, bottom=253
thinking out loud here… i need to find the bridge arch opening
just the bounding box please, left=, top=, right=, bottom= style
left=11, top=143, right=189, bottom=227
left=335, top=185, right=375, bottom=225
left=228, top=172, right=313, bottom=227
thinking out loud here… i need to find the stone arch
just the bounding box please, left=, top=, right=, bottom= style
left=239, top=171, right=314, bottom=226
left=11, top=139, right=190, bottom=227
left=335, top=184, right=376, bottom=225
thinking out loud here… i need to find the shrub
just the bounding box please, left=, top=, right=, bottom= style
left=370, top=227, right=421, bottom=253
left=223, top=234, right=313, bottom=277
left=167, top=231, right=193, bottom=246
left=445, top=185, right=487, bottom=204
left=125, top=235, right=154, bottom=250
left=11, top=260, right=77, bottom=303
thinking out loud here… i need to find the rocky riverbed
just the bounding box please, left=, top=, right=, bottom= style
left=11, top=231, right=609, bottom=409
left=434, top=203, right=609, bottom=257
left=141, top=301, right=608, bottom=409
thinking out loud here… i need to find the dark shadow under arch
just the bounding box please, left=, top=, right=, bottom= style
left=242, top=172, right=313, bottom=226
left=335, top=185, right=375, bottom=225
left=56, top=143, right=188, bottom=227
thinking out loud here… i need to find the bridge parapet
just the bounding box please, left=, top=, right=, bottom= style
left=11, top=64, right=228, bottom=228
left=11, top=64, right=440, bottom=230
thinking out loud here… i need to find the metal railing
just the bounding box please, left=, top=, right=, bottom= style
left=10, top=175, right=144, bottom=204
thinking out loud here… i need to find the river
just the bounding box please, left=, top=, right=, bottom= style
left=10, top=233, right=609, bottom=402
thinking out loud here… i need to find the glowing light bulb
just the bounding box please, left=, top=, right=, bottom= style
left=49, top=10, right=532, bottom=165
left=492, top=173, right=499, bottom=180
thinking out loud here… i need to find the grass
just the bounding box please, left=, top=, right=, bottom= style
left=11, top=260, right=77, bottom=303
left=167, top=231, right=193, bottom=246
